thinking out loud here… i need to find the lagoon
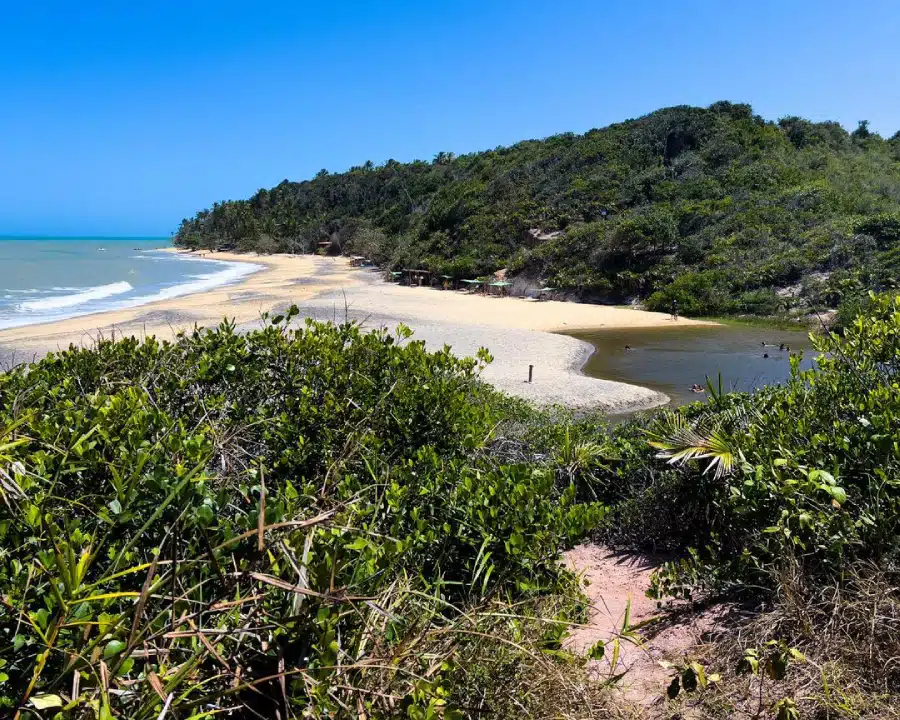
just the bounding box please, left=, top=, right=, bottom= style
left=570, top=323, right=818, bottom=409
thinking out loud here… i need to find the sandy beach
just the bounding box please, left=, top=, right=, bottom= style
left=0, top=252, right=712, bottom=411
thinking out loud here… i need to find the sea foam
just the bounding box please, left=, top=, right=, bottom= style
left=0, top=254, right=263, bottom=331
left=19, top=281, right=134, bottom=311
left=125, top=260, right=262, bottom=306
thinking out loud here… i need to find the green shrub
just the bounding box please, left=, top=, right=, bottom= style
left=0, top=313, right=601, bottom=718
left=645, top=270, right=734, bottom=315
left=604, top=293, right=900, bottom=596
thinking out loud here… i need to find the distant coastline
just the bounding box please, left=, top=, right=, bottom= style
left=0, top=237, right=263, bottom=331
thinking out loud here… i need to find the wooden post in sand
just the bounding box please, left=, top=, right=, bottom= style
left=528, top=365, right=533, bottom=383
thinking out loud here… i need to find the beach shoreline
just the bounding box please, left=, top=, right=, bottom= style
left=0, top=252, right=713, bottom=412
left=0, top=247, right=265, bottom=332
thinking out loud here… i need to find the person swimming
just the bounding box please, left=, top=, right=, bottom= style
left=764, top=353, right=769, bottom=358
left=624, top=345, right=632, bottom=350
left=691, top=383, right=706, bottom=393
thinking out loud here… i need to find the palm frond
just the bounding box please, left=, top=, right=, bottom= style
left=646, top=410, right=745, bottom=479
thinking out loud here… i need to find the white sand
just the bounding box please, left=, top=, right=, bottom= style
left=0, top=254, right=714, bottom=412
left=269, top=276, right=672, bottom=412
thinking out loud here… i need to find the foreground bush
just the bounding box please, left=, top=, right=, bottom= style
left=594, top=293, right=900, bottom=598
left=0, top=312, right=602, bottom=718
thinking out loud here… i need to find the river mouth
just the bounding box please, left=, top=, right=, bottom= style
left=567, top=323, right=818, bottom=409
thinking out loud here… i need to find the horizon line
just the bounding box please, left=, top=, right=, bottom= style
left=0, top=234, right=173, bottom=240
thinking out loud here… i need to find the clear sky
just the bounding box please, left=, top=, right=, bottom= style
left=1, top=0, right=898, bottom=236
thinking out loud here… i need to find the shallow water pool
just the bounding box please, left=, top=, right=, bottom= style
left=568, top=323, right=818, bottom=409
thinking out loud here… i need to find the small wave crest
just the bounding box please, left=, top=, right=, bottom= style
left=127, top=262, right=261, bottom=305
left=19, top=281, right=134, bottom=312
left=0, top=256, right=262, bottom=330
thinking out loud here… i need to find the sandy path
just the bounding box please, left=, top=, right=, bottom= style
left=563, top=544, right=729, bottom=712
left=0, top=253, right=712, bottom=411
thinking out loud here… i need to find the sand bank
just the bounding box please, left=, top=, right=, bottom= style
left=0, top=253, right=712, bottom=412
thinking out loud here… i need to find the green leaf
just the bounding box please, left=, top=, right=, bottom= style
left=809, top=469, right=835, bottom=484
left=827, top=486, right=847, bottom=504
left=30, top=695, right=64, bottom=710
left=99, top=700, right=114, bottom=720
left=24, top=504, right=40, bottom=527
left=32, top=608, right=50, bottom=630
left=587, top=640, right=605, bottom=660
left=346, top=537, right=369, bottom=551
left=196, top=504, right=214, bottom=525
left=103, top=639, right=127, bottom=659
left=689, top=661, right=707, bottom=689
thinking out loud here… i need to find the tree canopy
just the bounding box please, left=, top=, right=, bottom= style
left=175, top=102, right=900, bottom=316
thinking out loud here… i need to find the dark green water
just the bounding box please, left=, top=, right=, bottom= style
left=570, top=324, right=817, bottom=408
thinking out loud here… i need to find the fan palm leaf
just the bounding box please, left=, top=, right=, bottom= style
left=646, top=411, right=744, bottom=479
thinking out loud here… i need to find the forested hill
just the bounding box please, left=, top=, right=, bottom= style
left=175, top=102, right=900, bottom=316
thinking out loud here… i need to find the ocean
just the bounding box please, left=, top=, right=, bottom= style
left=0, top=237, right=262, bottom=330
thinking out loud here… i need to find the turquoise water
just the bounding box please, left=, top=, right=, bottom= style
left=0, top=237, right=262, bottom=329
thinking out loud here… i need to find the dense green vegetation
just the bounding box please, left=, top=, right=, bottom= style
left=604, top=293, right=900, bottom=588
left=4, top=296, right=900, bottom=716
left=0, top=311, right=608, bottom=719
left=175, top=102, right=900, bottom=317
left=594, top=293, right=900, bottom=716
left=0, top=315, right=570, bottom=717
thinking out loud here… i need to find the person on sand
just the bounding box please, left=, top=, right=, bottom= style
left=671, top=299, right=679, bottom=321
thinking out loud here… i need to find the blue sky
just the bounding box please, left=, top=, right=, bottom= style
left=1, top=0, right=898, bottom=236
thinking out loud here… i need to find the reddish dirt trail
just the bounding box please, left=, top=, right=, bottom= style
left=563, top=544, right=728, bottom=712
